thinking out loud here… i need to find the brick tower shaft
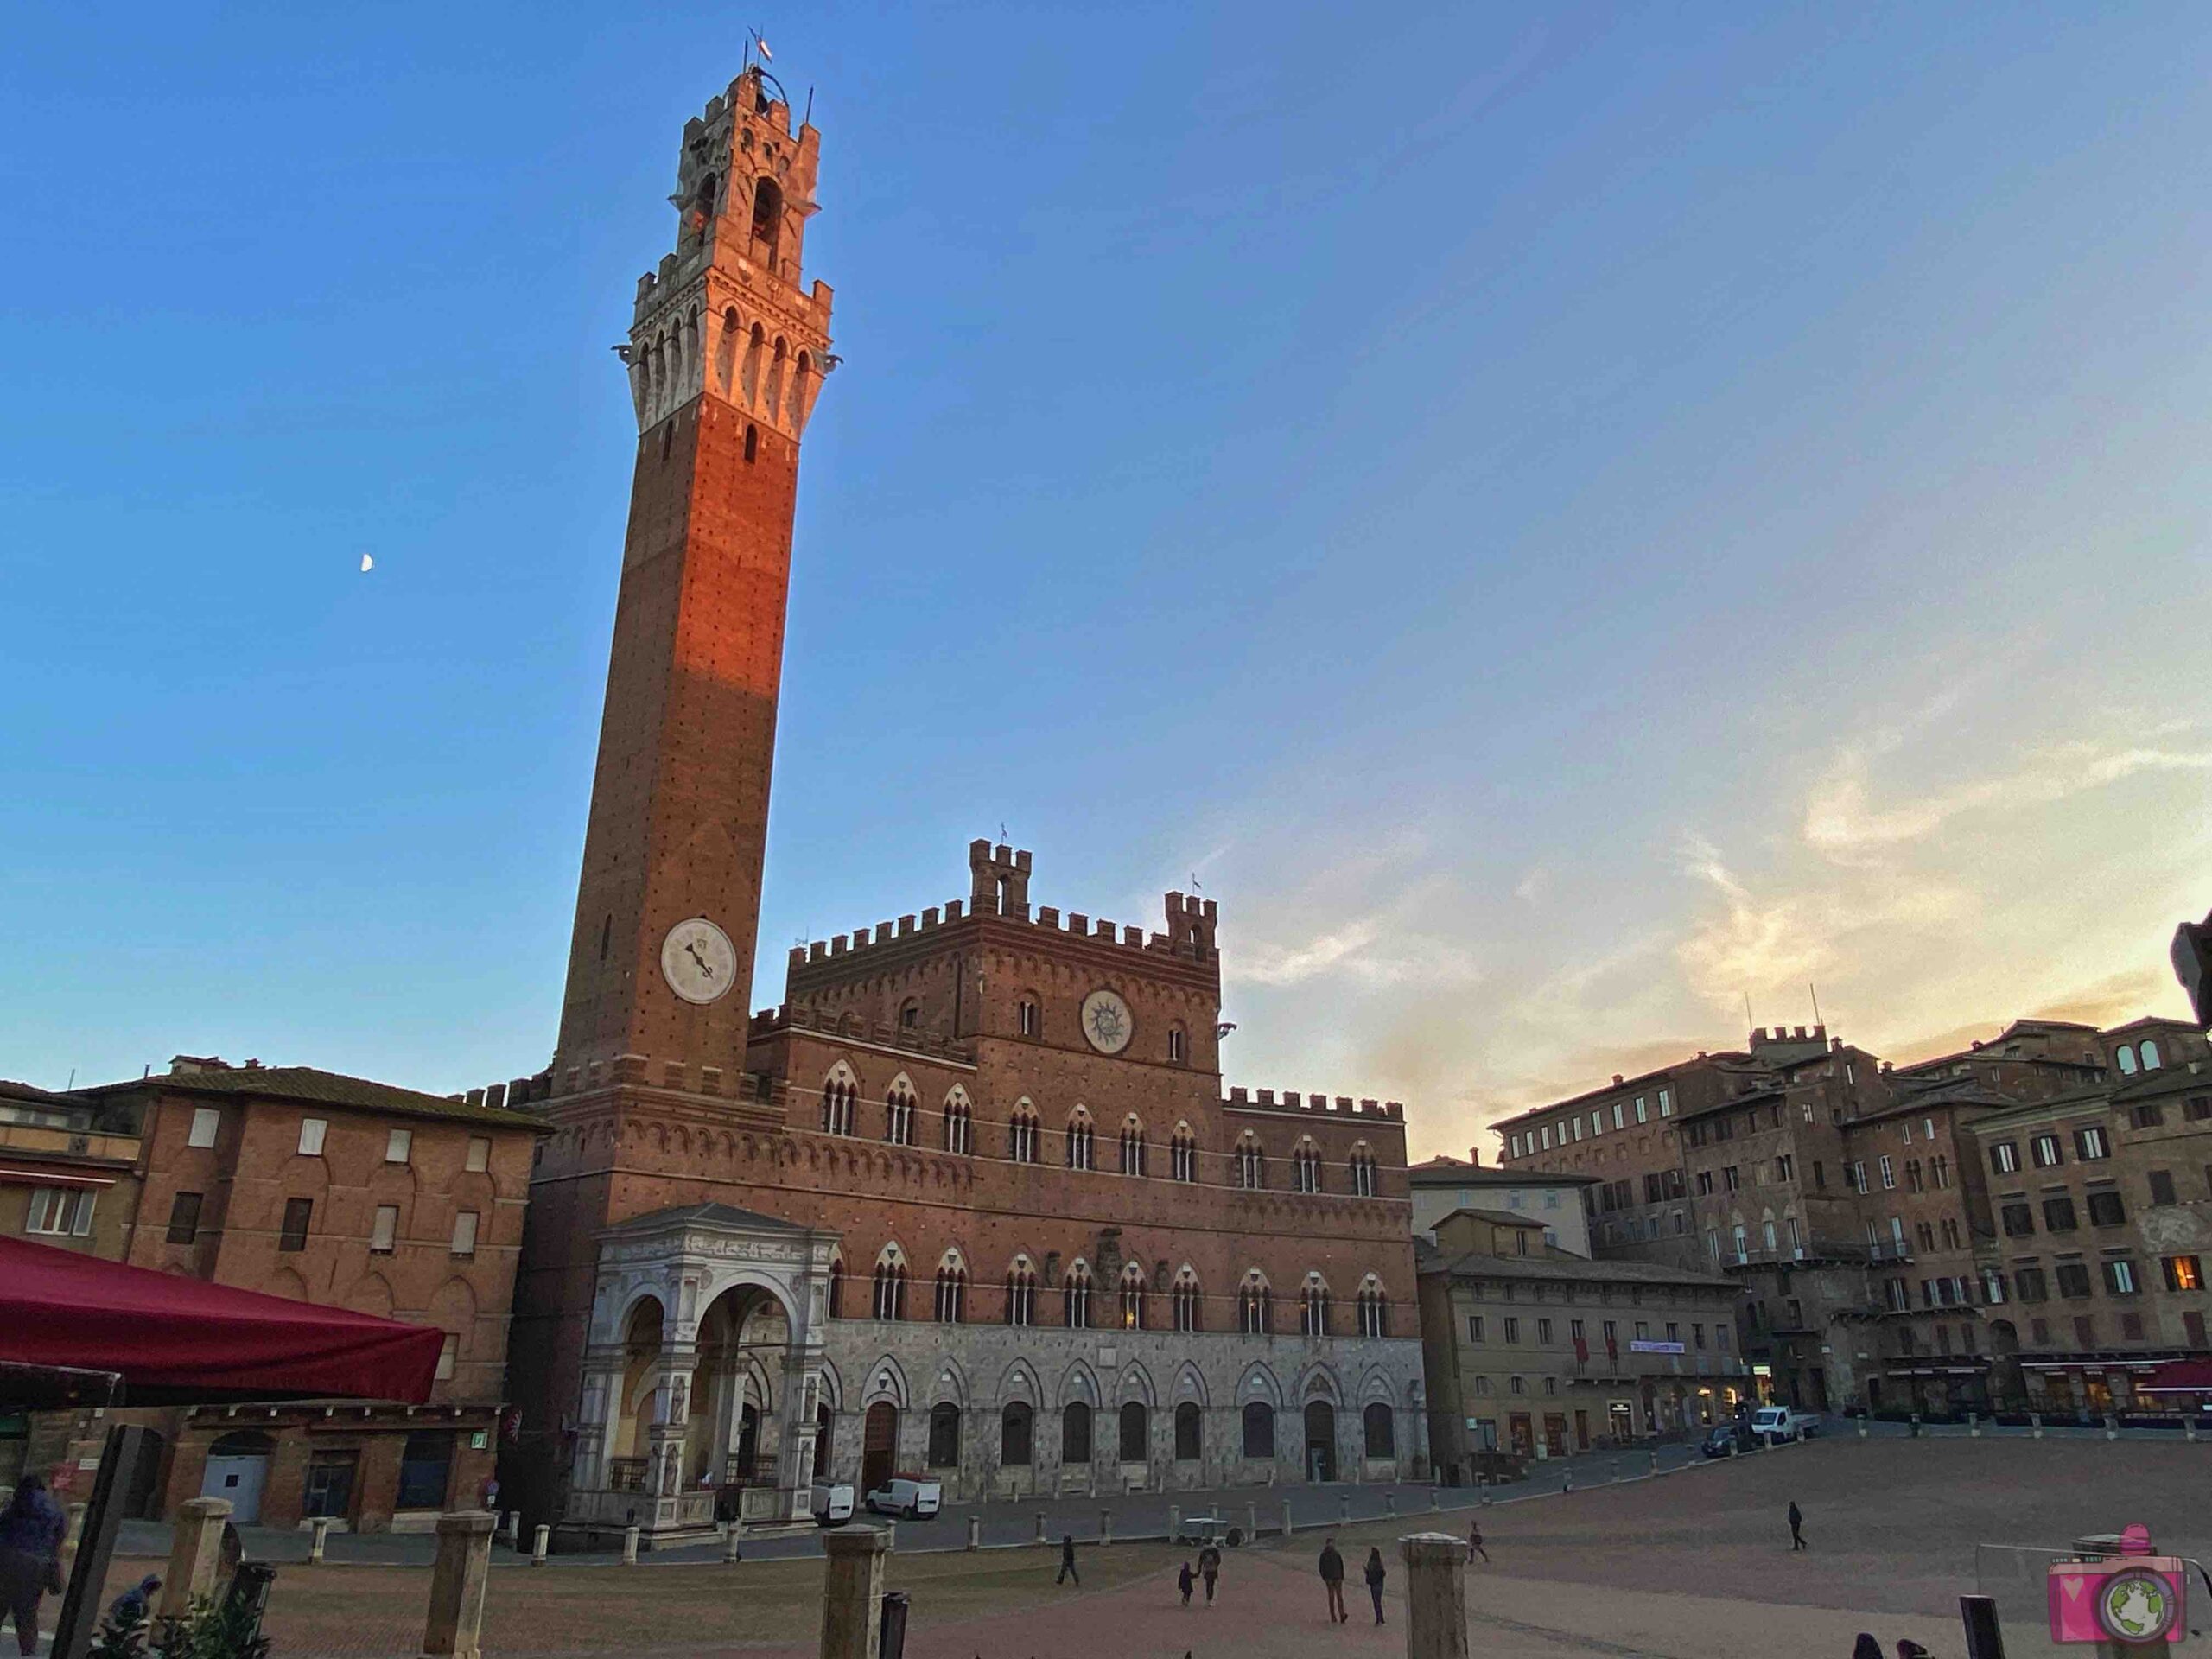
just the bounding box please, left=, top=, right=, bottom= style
left=553, top=67, right=835, bottom=1087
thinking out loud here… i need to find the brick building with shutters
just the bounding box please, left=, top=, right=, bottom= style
left=48, top=1059, right=548, bottom=1530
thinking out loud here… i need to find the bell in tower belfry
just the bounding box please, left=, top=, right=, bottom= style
left=552, top=66, right=837, bottom=1095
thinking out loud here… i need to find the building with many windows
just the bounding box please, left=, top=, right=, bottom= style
left=498, top=67, right=1426, bottom=1547
left=1408, top=1153, right=1595, bottom=1253
left=1417, top=1208, right=1748, bottom=1477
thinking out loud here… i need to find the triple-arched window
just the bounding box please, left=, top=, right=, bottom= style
left=1170, top=1125, right=1198, bottom=1183
left=872, top=1246, right=908, bottom=1320
left=1118, top=1116, right=1146, bottom=1176
left=822, top=1067, right=856, bottom=1136
left=1356, top=1276, right=1389, bottom=1338
left=1171, top=1268, right=1202, bottom=1332
left=1008, top=1101, right=1039, bottom=1164
left=1005, top=1256, right=1038, bottom=1327
left=1349, top=1144, right=1378, bottom=1198
left=1292, top=1141, right=1323, bottom=1194
left=932, top=1251, right=966, bottom=1323
left=943, top=1089, right=973, bottom=1155
left=1064, top=1261, right=1094, bottom=1328
left=1066, top=1109, right=1096, bottom=1173
left=1238, top=1272, right=1272, bottom=1335
left=1234, top=1136, right=1265, bottom=1190
left=1118, top=1262, right=1147, bottom=1330
left=1300, top=1274, right=1331, bottom=1337
left=884, top=1079, right=915, bottom=1147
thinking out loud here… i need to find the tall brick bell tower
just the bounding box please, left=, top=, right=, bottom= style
left=556, top=67, right=833, bottom=1087
left=507, top=67, right=834, bottom=1520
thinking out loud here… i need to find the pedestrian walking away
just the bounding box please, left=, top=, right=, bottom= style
left=0, top=1473, right=67, bottom=1659
left=1058, top=1533, right=1080, bottom=1586
left=1788, top=1500, right=1807, bottom=1552
left=1468, top=1518, right=1490, bottom=1564
left=1363, top=1547, right=1388, bottom=1625
left=1198, top=1542, right=1222, bottom=1602
left=1852, top=1637, right=1883, bottom=1659
left=1319, top=1536, right=1348, bottom=1624
left=1178, top=1561, right=1195, bottom=1606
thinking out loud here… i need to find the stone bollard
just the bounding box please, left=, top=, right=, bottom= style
left=1649, top=1448, right=1660, bottom=1476
left=160, top=1497, right=232, bottom=1618
left=1858, top=1414, right=1869, bottom=1440
left=1099, top=1510, right=1112, bottom=1547
left=1562, top=1467, right=1574, bottom=1494
left=1384, top=1492, right=1397, bottom=1517
left=1035, top=1512, right=1047, bottom=1546
left=2031, top=1412, right=2044, bottom=1440
left=820, top=1528, right=892, bottom=1659
left=1339, top=1493, right=1352, bottom=1526
left=885, top=1519, right=897, bottom=1553
left=1969, top=1412, right=1981, bottom=1439
left=2188, top=1417, right=2199, bottom=1446
left=421, top=1510, right=496, bottom=1659
left=1429, top=1487, right=1441, bottom=1512
left=723, top=1525, right=743, bottom=1564
left=2106, top=1413, right=2120, bottom=1441
left=622, top=1524, right=640, bottom=1565
left=1399, top=1532, right=1473, bottom=1659
left=1283, top=1499, right=1294, bottom=1538
left=531, top=1524, right=550, bottom=1566
left=309, top=1516, right=332, bottom=1565
left=1246, top=1501, right=1260, bottom=1542
left=1611, top=1459, right=1621, bottom=1483
left=967, top=1514, right=982, bottom=1551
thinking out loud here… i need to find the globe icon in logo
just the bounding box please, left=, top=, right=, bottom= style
left=2099, top=1572, right=2171, bottom=1641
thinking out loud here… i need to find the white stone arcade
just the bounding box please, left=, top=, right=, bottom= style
left=565, top=1202, right=840, bottom=1538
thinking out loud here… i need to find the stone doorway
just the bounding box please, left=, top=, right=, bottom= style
left=862, top=1401, right=899, bottom=1495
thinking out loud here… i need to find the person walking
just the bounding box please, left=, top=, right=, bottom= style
left=0, top=1473, right=67, bottom=1659
left=1788, top=1500, right=1807, bottom=1552
left=1852, top=1637, right=1884, bottom=1659
left=1363, top=1547, right=1388, bottom=1625
left=1178, top=1561, right=1195, bottom=1606
left=1319, top=1536, right=1348, bottom=1624
left=1198, top=1541, right=1222, bottom=1603
left=1468, top=1518, right=1490, bottom=1564
left=1057, top=1533, right=1080, bottom=1586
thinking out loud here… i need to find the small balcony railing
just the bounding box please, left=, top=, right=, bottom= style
left=607, top=1458, right=650, bottom=1493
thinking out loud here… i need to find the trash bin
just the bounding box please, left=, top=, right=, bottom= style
left=878, top=1590, right=910, bottom=1659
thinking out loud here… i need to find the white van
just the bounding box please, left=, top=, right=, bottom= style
left=1750, top=1406, right=1819, bottom=1443
left=810, top=1481, right=855, bottom=1526
left=863, top=1476, right=942, bottom=1519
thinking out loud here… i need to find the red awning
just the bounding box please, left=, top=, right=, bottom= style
left=2137, top=1358, right=2212, bottom=1394
left=0, top=1236, right=442, bottom=1407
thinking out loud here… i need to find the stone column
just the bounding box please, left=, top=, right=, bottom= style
left=1282, top=1499, right=1294, bottom=1538
left=1246, top=1501, right=1259, bottom=1541
left=1035, top=1513, right=1047, bottom=1545
left=1384, top=1492, right=1397, bottom=1517
left=1099, top=1509, right=1112, bottom=1546
left=1399, top=1532, right=1472, bottom=1659
left=572, top=1367, right=619, bottom=1493
left=623, top=1525, right=640, bottom=1564
left=421, top=1510, right=496, bottom=1659
left=776, top=1351, right=825, bottom=1525
left=723, top=1526, right=742, bottom=1564
left=967, top=1515, right=981, bottom=1551
left=159, top=1497, right=232, bottom=1618
left=531, top=1525, right=550, bottom=1566
left=309, top=1517, right=331, bottom=1564
left=820, top=1528, right=891, bottom=1659
left=1340, top=1492, right=1352, bottom=1525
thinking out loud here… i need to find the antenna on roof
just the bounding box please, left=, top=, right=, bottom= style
left=1743, top=992, right=1754, bottom=1036
left=1809, top=983, right=1824, bottom=1030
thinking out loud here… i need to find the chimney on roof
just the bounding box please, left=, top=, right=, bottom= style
left=168, top=1054, right=226, bottom=1075
left=1467, top=1146, right=1481, bottom=1166
left=1611, top=1074, right=1624, bottom=1085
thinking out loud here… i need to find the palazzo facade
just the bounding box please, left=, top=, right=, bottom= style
left=499, top=68, right=1424, bottom=1546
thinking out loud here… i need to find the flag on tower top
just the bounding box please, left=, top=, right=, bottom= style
left=754, top=35, right=772, bottom=61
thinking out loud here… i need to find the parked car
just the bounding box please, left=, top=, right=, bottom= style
left=1701, top=1422, right=1754, bottom=1458
left=1750, top=1406, right=1821, bottom=1443
left=863, top=1476, right=942, bottom=1519
left=1172, top=1510, right=1245, bottom=1548
left=810, top=1481, right=855, bottom=1526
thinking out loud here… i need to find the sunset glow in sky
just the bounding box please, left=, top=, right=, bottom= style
left=5, top=5, right=2208, bottom=1158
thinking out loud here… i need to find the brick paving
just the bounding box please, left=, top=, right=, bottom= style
left=76, top=1438, right=2210, bottom=1657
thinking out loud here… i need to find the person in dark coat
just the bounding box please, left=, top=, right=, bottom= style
left=1057, top=1533, right=1080, bottom=1586
left=1178, top=1561, right=1195, bottom=1605
left=1851, top=1637, right=1883, bottom=1659
left=1467, top=1518, right=1490, bottom=1564
left=0, top=1474, right=67, bottom=1658
left=1197, top=1541, right=1222, bottom=1602
left=1788, top=1500, right=1807, bottom=1552
left=1319, top=1536, right=1348, bottom=1624
left=1363, top=1547, right=1388, bottom=1624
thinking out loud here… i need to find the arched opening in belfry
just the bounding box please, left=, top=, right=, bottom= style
left=750, top=176, right=784, bottom=264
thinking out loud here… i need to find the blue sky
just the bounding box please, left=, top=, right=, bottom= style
left=7, top=4, right=2209, bottom=1154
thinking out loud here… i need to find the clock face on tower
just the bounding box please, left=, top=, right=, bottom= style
left=660, top=918, right=737, bottom=1005
left=1080, top=988, right=1134, bottom=1055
